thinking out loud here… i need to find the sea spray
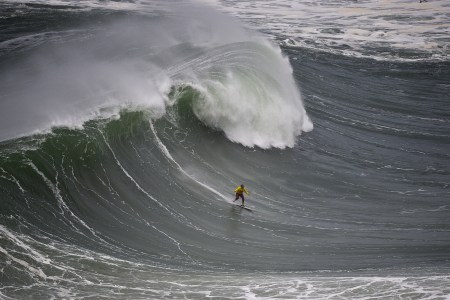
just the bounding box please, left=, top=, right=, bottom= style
left=182, top=41, right=313, bottom=148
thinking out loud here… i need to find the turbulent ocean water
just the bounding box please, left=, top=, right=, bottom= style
left=1, top=0, right=450, bottom=299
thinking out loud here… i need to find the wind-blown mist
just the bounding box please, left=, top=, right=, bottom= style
left=0, top=3, right=312, bottom=148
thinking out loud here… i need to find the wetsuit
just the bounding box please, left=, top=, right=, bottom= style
left=234, top=186, right=249, bottom=205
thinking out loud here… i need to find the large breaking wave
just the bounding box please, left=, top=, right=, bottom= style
left=0, top=3, right=312, bottom=148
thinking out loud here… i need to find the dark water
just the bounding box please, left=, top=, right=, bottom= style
left=1, top=1, right=450, bottom=299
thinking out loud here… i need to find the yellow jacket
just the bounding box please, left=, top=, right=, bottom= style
left=234, top=186, right=249, bottom=195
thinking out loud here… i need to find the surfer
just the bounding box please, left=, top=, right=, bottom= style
left=233, top=184, right=249, bottom=206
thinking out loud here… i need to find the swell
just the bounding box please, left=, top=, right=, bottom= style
left=291, top=47, right=450, bottom=163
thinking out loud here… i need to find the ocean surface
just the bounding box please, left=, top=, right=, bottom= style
left=1, top=0, right=450, bottom=299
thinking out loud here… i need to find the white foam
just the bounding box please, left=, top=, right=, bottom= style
left=200, top=0, right=450, bottom=61
left=190, top=54, right=313, bottom=148
left=166, top=37, right=313, bottom=148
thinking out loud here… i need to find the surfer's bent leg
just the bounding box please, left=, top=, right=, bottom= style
left=235, top=193, right=245, bottom=205
left=234, top=193, right=242, bottom=201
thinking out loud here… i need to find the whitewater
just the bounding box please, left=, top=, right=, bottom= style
left=1, top=0, right=449, bottom=299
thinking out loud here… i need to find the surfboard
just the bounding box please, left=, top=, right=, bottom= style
left=235, top=204, right=253, bottom=212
